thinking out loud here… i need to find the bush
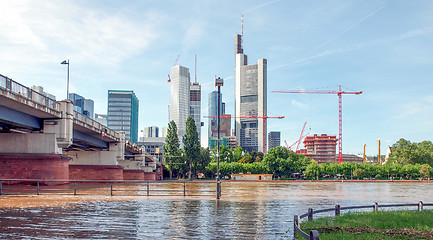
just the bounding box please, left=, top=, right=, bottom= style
left=375, top=174, right=381, bottom=179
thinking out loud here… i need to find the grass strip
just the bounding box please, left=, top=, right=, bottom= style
left=299, top=210, right=433, bottom=240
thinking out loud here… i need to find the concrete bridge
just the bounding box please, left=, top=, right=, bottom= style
left=0, top=74, right=160, bottom=182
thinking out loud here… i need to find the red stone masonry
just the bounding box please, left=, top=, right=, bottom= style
left=69, top=165, right=123, bottom=181
left=123, top=169, right=145, bottom=180
left=0, top=153, right=70, bottom=185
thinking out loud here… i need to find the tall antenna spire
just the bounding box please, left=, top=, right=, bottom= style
left=195, top=54, right=197, bottom=83
left=241, top=14, right=244, bottom=37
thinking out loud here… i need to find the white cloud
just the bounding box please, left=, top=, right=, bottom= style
left=0, top=1, right=166, bottom=67
left=181, top=21, right=205, bottom=53
left=291, top=99, right=310, bottom=110
left=394, top=95, right=433, bottom=119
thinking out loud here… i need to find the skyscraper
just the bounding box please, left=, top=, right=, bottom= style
left=208, top=90, right=223, bottom=139
left=68, top=93, right=94, bottom=119
left=170, top=65, right=190, bottom=143
left=144, top=126, right=159, bottom=138
left=235, top=34, right=267, bottom=152
left=190, top=82, right=202, bottom=142
left=107, top=90, right=139, bottom=143
left=268, top=131, right=281, bottom=151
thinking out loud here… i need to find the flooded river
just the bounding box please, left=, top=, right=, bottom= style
left=1, top=181, right=432, bottom=239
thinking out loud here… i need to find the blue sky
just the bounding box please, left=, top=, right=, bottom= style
left=1, top=0, right=432, bottom=156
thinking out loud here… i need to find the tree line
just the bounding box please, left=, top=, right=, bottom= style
left=163, top=118, right=433, bottom=180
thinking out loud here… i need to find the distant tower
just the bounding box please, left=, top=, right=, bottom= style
left=190, top=82, right=201, bottom=143
left=170, top=65, right=190, bottom=144
left=107, top=90, right=139, bottom=143
left=144, top=126, right=159, bottom=138
left=235, top=31, right=267, bottom=152
left=268, top=131, right=281, bottom=151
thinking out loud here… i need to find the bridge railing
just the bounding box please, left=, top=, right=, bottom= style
left=73, top=111, right=120, bottom=141
left=0, top=74, right=59, bottom=110
left=293, top=201, right=433, bottom=240
left=0, top=179, right=217, bottom=197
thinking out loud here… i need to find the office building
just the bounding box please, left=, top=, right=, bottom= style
left=234, top=34, right=267, bottom=152
left=107, top=90, right=139, bottom=143
left=95, top=113, right=107, bottom=126
left=68, top=93, right=94, bottom=118
left=268, top=131, right=281, bottom=150
left=144, top=126, right=159, bottom=138
left=169, top=65, right=190, bottom=144
left=190, top=82, right=202, bottom=142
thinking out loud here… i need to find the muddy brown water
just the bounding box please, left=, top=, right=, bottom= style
left=1, top=181, right=432, bottom=239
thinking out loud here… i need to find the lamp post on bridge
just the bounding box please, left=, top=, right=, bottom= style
left=61, top=59, right=70, bottom=100
left=215, top=76, right=223, bottom=200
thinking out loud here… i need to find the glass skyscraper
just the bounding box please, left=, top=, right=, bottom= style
left=169, top=65, right=190, bottom=144
left=190, top=82, right=202, bottom=142
left=235, top=34, right=267, bottom=153
left=68, top=93, right=94, bottom=119
left=107, top=90, right=139, bottom=143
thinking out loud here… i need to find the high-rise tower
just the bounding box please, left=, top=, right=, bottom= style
left=235, top=34, right=267, bottom=152
left=170, top=65, right=190, bottom=144
left=107, top=90, right=139, bottom=143
left=190, top=82, right=201, bottom=142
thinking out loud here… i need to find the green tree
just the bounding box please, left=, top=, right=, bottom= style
left=183, top=117, right=200, bottom=180
left=304, top=160, right=319, bottom=179
left=389, top=139, right=433, bottom=166
left=420, top=164, right=432, bottom=178
left=233, top=146, right=243, bottom=162
left=262, top=146, right=290, bottom=177
left=195, top=147, right=211, bottom=177
left=163, top=120, right=181, bottom=179
left=353, top=168, right=365, bottom=179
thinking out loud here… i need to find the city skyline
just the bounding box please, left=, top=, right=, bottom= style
left=1, top=0, right=433, bottom=155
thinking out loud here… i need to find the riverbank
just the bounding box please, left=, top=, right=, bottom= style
left=300, top=210, right=433, bottom=239
left=220, top=179, right=432, bottom=183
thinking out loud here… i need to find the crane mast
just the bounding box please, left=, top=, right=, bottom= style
left=273, top=85, right=362, bottom=163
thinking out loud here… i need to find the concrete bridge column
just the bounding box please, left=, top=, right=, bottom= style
left=67, top=132, right=126, bottom=180
left=43, top=100, right=73, bottom=149
left=0, top=133, right=70, bottom=184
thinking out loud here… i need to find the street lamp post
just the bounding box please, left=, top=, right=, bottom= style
left=61, top=59, right=70, bottom=99
left=215, top=77, right=223, bottom=200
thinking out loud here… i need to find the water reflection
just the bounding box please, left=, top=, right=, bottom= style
left=1, top=181, right=433, bottom=239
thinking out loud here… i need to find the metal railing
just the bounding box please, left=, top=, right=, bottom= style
left=73, top=111, right=120, bottom=141
left=0, top=74, right=59, bottom=110
left=293, top=201, right=433, bottom=240
left=0, top=179, right=217, bottom=197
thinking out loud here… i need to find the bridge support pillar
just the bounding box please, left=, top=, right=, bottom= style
left=43, top=100, right=73, bottom=149
left=0, top=133, right=69, bottom=184
left=67, top=132, right=126, bottom=180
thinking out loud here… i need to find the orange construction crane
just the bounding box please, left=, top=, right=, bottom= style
left=272, top=85, right=362, bottom=163
left=204, top=114, right=284, bottom=153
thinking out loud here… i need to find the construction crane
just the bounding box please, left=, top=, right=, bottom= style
left=296, top=121, right=307, bottom=152
left=204, top=114, right=284, bottom=153
left=167, top=55, right=181, bottom=83
left=272, top=85, right=362, bottom=164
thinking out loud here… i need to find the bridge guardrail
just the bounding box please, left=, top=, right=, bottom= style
left=293, top=201, right=433, bottom=240
left=0, top=179, right=216, bottom=197
left=73, top=111, right=120, bottom=141
left=0, top=74, right=59, bottom=111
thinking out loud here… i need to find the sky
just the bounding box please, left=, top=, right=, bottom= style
left=1, top=0, right=432, bottom=156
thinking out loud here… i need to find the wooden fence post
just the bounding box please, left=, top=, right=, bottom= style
left=293, top=215, right=299, bottom=239
left=419, top=201, right=423, bottom=211
left=309, top=230, right=319, bottom=240
left=308, top=208, right=313, bottom=221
